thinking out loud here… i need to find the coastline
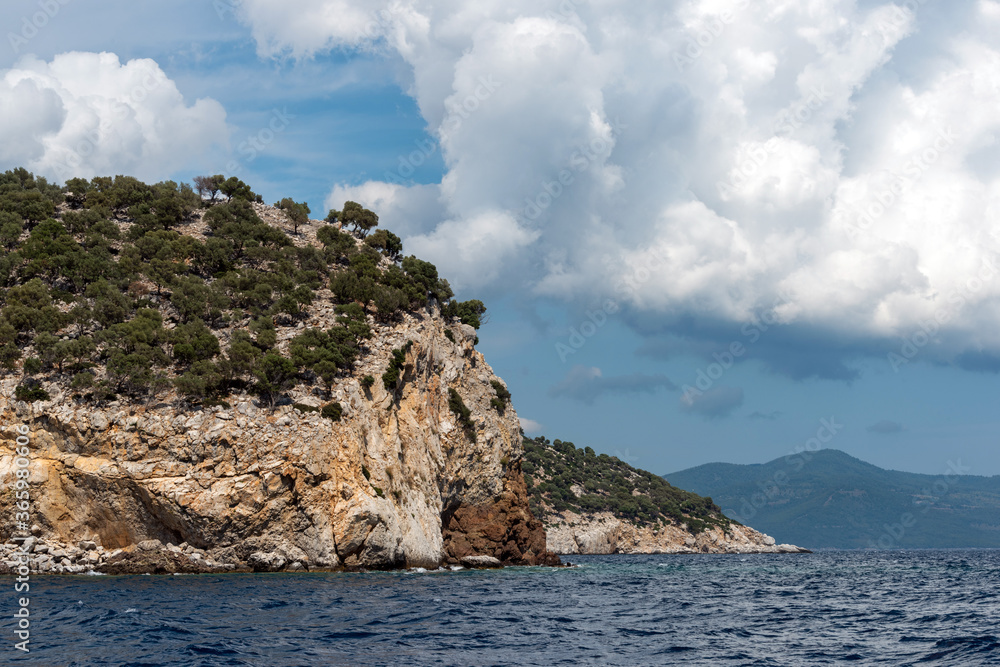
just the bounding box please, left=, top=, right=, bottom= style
left=0, top=536, right=564, bottom=576
left=544, top=511, right=811, bottom=556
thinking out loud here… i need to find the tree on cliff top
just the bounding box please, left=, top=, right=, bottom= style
left=193, top=175, right=225, bottom=203
left=274, top=197, right=311, bottom=235
left=339, top=201, right=378, bottom=238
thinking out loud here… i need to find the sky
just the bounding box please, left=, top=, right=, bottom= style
left=2, top=0, right=999, bottom=476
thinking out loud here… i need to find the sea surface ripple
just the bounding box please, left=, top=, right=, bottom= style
left=5, top=550, right=1000, bottom=666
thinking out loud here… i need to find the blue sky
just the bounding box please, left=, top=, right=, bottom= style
left=2, top=0, right=999, bottom=476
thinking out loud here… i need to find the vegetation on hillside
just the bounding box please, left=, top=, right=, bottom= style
left=0, top=168, right=486, bottom=409
left=522, top=436, right=733, bottom=534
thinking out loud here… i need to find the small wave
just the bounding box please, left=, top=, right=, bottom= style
left=932, top=635, right=999, bottom=649
left=124, top=608, right=138, bottom=614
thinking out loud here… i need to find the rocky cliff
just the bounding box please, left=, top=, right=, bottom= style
left=0, top=309, right=558, bottom=574
left=545, top=511, right=809, bottom=555
left=0, top=171, right=797, bottom=575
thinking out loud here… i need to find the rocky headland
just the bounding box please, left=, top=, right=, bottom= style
left=0, top=171, right=804, bottom=575
left=0, top=173, right=558, bottom=574
left=0, top=311, right=559, bottom=573
left=522, top=437, right=810, bottom=556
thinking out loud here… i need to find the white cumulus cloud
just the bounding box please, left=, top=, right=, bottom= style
left=240, top=0, right=1000, bottom=370
left=0, top=51, right=228, bottom=183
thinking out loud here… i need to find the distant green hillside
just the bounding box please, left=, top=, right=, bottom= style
left=522, top=436, right=731, bottom=534
left=665, top=450, right=1000, bottom=549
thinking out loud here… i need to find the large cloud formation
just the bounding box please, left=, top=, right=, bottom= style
left=238, top=0, right=1000, bottom=375
left=0, top=51, right=228, bottom=182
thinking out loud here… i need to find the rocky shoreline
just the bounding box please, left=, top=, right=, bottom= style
left=544, top=511, right=811, bottom=555
left=0, top=534, right=541, bottom=575
left=1, top=512, right=809, bottom=576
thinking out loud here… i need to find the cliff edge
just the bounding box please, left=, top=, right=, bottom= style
left=0, top=171, right=558, bottom=573
left=0, top=313, right=559, bottom=572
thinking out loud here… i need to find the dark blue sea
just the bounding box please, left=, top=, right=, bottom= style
left=5, top=550, right=1000, bottom=666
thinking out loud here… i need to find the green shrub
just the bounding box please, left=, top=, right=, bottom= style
left=15, top=382, right=49, bottom=402
left=71, top=371, right=95, bottom=390
left=360, top=375, right=375, bottom=389
left=339, top=201, right=379, bottom=238
left=489, top=380, right=510, bottom=413
left=442, top=299, right=487, bottom=329
left=22, top=357, right=42, bottom=375
left=447, top=388, right=476, bottom=443
left=0, top=342, right=21, bottom=370
left=321, top=402, right=343, bottom=421
left=365, top=229, right=402, bottom=260
left=444, top=329, right=455, bottom=343
left=490, top=380, right=511, bottom=402
left=293, top=402, right=319, bottom=414
left=448, top=388, right=471, bottom=422
left=274, top=197, right=310, bottom=234
left=381, top=342, right=412, bottom=390
left=252, top=351, right=297, bottom=407
left=361, top=465, right=371, bottom=481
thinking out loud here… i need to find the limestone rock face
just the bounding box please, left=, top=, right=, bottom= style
left=0, top=311, right=558, bottom=571
left=545, top=511, right=810, bottom=555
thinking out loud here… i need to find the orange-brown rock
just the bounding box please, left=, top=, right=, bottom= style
left=442, top=464, right=561, bottom=566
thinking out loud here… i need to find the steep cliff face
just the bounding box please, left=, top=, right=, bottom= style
left=0, top=312, right=559, bottom=571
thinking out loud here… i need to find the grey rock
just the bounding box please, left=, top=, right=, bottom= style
left=137, top=539, right=163, bottom=552
left=460, top=555, right=503, bottom=569
left=79, top=540, right=98, bottom=551
left=247, top=551, right=286, bottom=572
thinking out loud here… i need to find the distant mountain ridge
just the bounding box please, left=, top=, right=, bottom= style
left=665, top=449, right=1000, bottom=549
